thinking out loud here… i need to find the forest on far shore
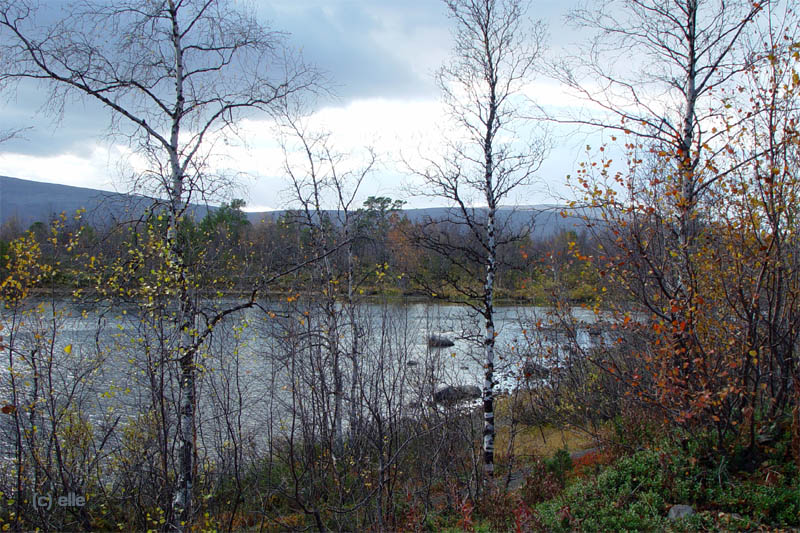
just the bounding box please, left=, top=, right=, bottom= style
left=0, top=197, right=601, bottom=304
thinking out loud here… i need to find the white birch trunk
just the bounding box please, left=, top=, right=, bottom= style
left=483, top=204, right=496, bottom=479
left=165, top=2, right=194, bottom=528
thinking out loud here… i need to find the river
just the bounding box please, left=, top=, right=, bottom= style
left=0, top=298, right=608, bottom=455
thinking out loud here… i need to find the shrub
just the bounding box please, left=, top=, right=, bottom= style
left=519, top=459, right=564, bottom=505
left=536, top=449, right=670, bottom=532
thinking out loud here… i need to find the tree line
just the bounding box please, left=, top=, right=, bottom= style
left=1, top=200, right=597, bottom=303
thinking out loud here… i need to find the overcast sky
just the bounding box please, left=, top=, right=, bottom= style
left=0, top=0, right=593, bottom=211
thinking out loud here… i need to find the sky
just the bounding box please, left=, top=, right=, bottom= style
left=0, top=0, right=596, bottom=211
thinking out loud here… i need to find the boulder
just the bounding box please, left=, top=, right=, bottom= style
left=433, top=385, right=481, bottom=404
left=428, top=335, right=455, bottom=348
left=667, top=505, right=695, bottom=520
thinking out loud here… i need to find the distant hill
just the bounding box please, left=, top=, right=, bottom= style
left=0, top=175, right=214, bottom=229
left=1, top=176, right=595, bottom=238
left=238, top=206, right=594, bottom=240
left=397, top=206, right=592, bottom=239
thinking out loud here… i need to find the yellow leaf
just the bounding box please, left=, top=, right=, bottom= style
left=64, top=344, right=72, bottom=355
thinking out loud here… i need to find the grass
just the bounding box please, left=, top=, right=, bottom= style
left=493, top=393, right=598, bottom=463
left=495, top=423, right=596, bottom=463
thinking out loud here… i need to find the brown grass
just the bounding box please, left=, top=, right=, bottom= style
left=495, top=423, right=596, bottom=462
left=492, top=392, right=599, bottom=462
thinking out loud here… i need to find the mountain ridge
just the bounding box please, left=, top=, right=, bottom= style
left=1, top=175, right=592, bottom=238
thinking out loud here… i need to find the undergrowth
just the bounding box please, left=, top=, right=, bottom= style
left=448, top=413, right=800, bottom=532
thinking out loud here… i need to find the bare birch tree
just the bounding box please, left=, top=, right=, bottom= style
left=552, top=0, right=765, bottom=298
left=277, top=101, right=377, bottom=445
left=410, top=0, right=547, bottom=480
left=0, top=1, right=317, bottom=528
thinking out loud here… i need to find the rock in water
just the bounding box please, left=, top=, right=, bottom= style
left=428, top=335, right=455, bottom=348
left=667, top=505, right=695, bottom=520
left=433, top=385, right=481, bottom=404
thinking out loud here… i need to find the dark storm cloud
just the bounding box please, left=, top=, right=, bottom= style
left=1, top=78, right=114, bottom=157
left=257, top=1, right=450, bottom=101
left=0, top=0, right=577, bottom=173
left=0, top=1, right=451, bottom=158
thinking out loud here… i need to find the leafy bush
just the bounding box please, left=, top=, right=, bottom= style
left=519, top=460, right=565, bottom=505
left=537, top=449, right=671, bottom=532
left=534, top=429, right=800, bottom=532
left=544, top=447, right=573, bottom=484
left=705, top=478, right=800, bottom=526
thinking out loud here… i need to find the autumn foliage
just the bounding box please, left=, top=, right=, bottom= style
left=569, top=15, right=800, bottom=454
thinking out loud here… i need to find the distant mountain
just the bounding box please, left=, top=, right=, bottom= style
left=0, top=175, right=213, bottom=229
left=1, top=176, right=595, bottom=239
left=398, top=205, right=592, bottom=239
left=244, top=205, right=596, bottom=239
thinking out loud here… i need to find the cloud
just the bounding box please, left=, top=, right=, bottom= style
left=0, top=144, right=121, bottom=191
left=0, top=90, right=595, bottom=211
left=207, top=97, right=450, bottom=210
left=0, top=1, right=592, bottom=209
left=0, top=79, right=118, bottom=158
left=257, top=1, right=448, bottom=102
